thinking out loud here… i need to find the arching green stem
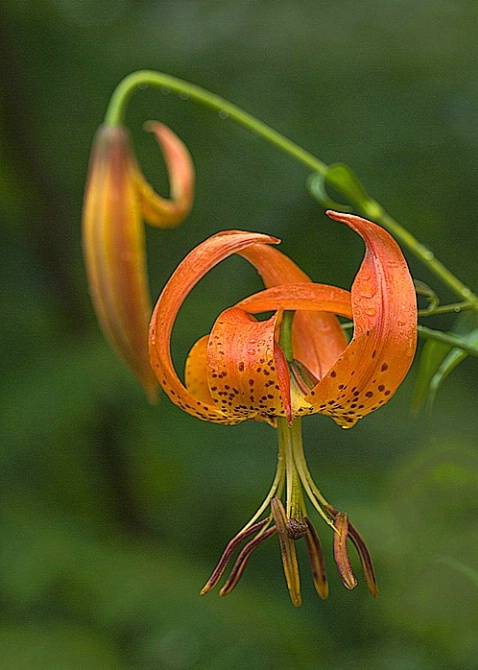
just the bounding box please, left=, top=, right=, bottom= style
left=104, top=70, right=478, bottom=307
left=104, top=70, right=326, bottom=173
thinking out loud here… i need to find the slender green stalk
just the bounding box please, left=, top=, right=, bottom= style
left=104, top=69, right=478, bottom=306
left=237, top=446, right=284, bottom=534
left=417, top=325, right=478, bottom=358
left=104, top=70, right=326, bottom=173
left=418, top=301, right=472, bottom=317
left=376, top=211, right=478, bottom=306
left=277, top=417, right=304, bottom=520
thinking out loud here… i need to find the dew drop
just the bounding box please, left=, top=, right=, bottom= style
left=422, top=249, right=434, bottom=261
left=160, top=85, right=171, bottom=95
left=179, top=91, right=190, bottom=100
left=219, top=109, right=229, bottom=119
left=359, top=286, right=377, bottom=299
left=138, top=82, right=148, bottom=90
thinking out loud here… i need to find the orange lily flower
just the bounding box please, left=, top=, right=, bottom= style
left=149, top=211, right=417, bottom=605
left=82, top=122, right=194, bottom=401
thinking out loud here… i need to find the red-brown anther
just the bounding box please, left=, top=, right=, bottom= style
left=271, top=497, right=302, bottom=607
left=304, top=518, right=329, bottom=600
left=200, top=518, right=269, bottom=595
left=219, top=527, right=277, bottom=597
left=333, top=512, right=358, bottom=590
left=346, top=519, right=379, bottom=598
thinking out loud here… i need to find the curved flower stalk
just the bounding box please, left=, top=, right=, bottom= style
left=148, top=211, right=417, bottom=605
left=82, top=122, right=194, bottom=401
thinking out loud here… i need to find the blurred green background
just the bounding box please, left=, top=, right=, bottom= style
left=1, top=1, right=478, bottom=668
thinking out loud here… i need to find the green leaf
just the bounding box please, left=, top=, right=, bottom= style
left=414, top=311, right=478, bottom=412
left=413, top=339, right=451, bottom=412
left=427, top=326, right=478, bottom=408
left=325, top=163, right=369, bottom=208
left=306, top=171, right=351, bottom=210
left=307, top=164, right=383, bottom=219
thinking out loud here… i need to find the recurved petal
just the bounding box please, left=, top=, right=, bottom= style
left=206, top=307, right=285, bottom=425
left=304, top=211, right=417, bottom=427
left=184, top=335, right=216, bottom=406
left=235, top=284, right=353, bottom=419
left=82, top=125, right=158, bottom=401
left=149, top=231, right=280, bottom=422
left=240, top=245, right=347, bottom=380
left=236, top=283, right=352, bottom=317
left=136, top=122, right=194, bottom=228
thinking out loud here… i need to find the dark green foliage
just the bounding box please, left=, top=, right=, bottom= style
left=1, top=1, right=478, bottom=668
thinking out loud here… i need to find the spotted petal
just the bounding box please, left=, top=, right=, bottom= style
left=303, top=211, right=417, bottom=428
left=149, top=230, right=281, bottom=423
left=240, top=245, right=347, bottom=380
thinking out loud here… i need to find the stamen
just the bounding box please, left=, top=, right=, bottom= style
left=346, top=520, right=379, bottom=598
left=333, top=512, right=357, bottom=590
left=270, top=496, right=302, bottom=607
left=290, top=359, right=319, bottom=395
left=326, top=504, right=378, bottom=597
left=304, top=518, right=329, bottom=599
left=219, top=527, right=277, bottom=596
left=200, top=518, right=269, bottom=594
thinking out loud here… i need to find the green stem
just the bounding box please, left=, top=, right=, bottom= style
left=417, top=325, right=478, bottom=358
left=418, top=301, right=472, bottom=317
left=375, top=211, right=478, bottom=307
left=104, top=70, right=478, bottom=306
left=277, top=417, right=305, bottom=520
left=278, top=310, right=295, bottom=362
left=238, top=444, right=285, bottom=534
left=104, top=70, right=326, bottom=173
left=278, top=417, right=334, bottom=528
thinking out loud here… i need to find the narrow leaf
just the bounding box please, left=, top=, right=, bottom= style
left=413, top=339, right=451, bottom=412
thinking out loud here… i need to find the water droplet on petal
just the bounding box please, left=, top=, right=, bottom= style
left=359, top=287, right=377, bottom=299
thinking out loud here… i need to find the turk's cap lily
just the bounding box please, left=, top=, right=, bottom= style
left=82, top=122, right=194, bottom=401
left=149, top=211, right=417, bottom=426
left=148, top=211, right=417, bottom=604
